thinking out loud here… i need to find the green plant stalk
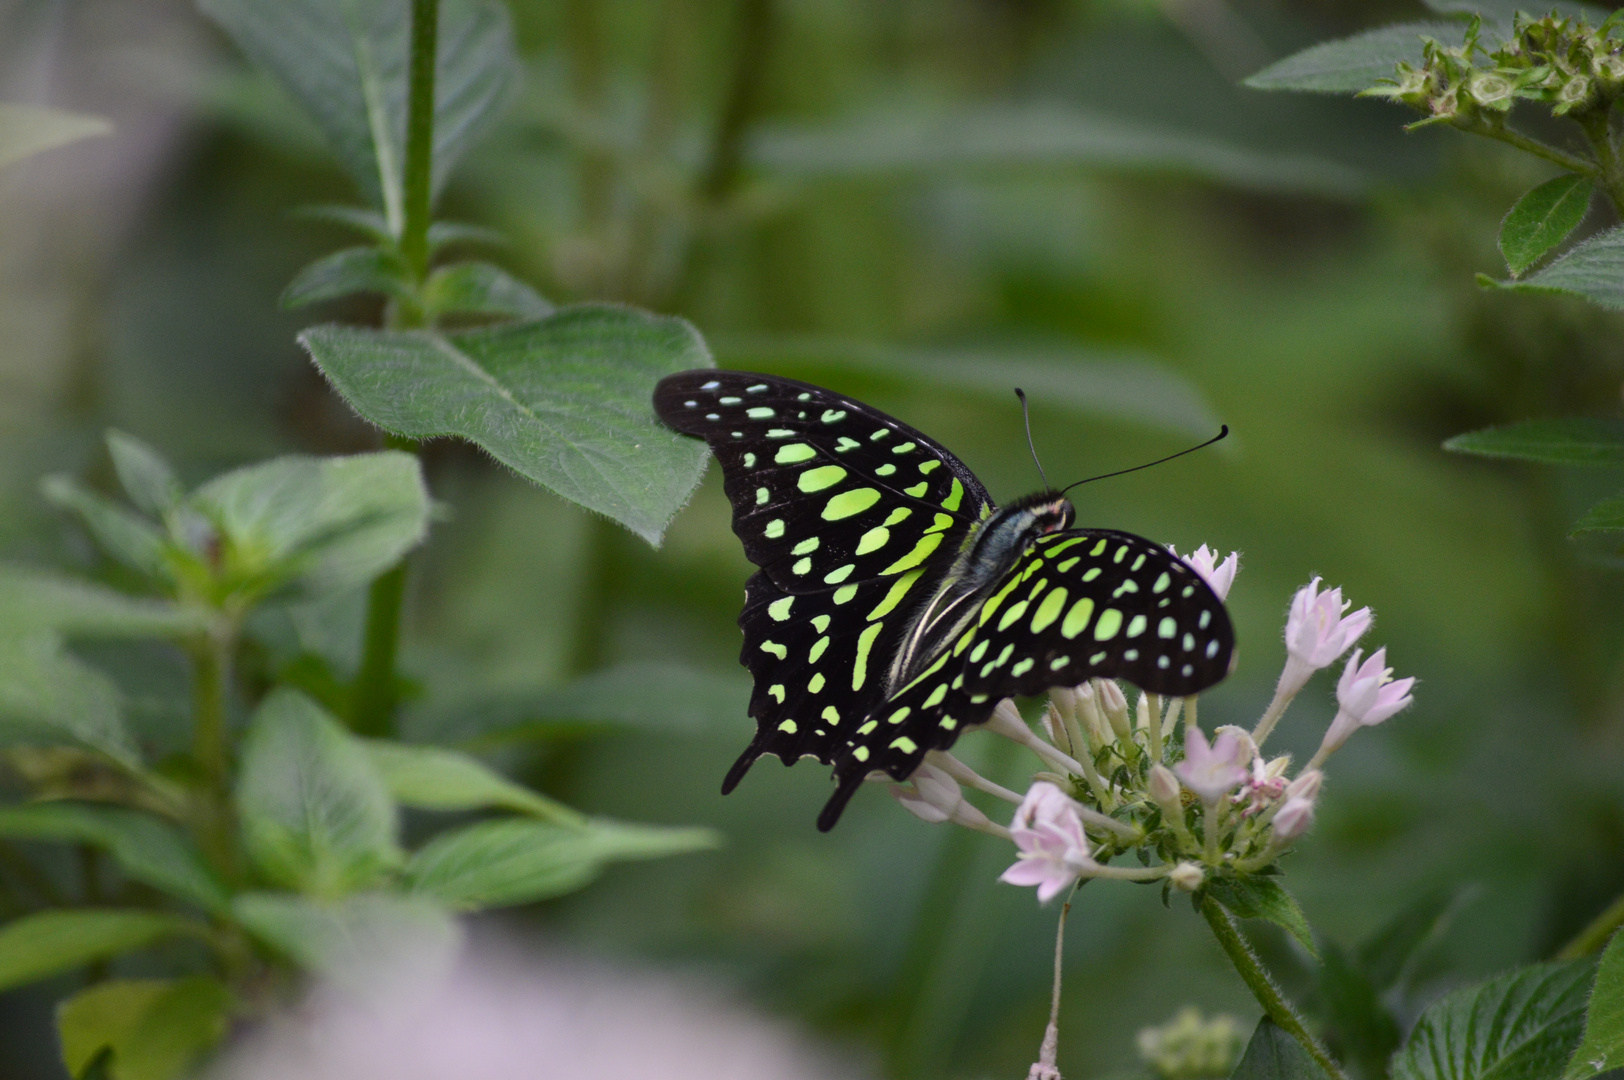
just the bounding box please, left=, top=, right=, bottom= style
left=1455, top=115, right=1601, bottom=182
left=1557, top=891, right=1624, bottom=959
left=350, top=0, right=439, bottom=734
left=1201, top=896, right=1348, bottom=1080
left=399, top=0, right=440, bottom=283
left=190, top=628, right=237, bottom=880
left=1575, top=109, right=1624, bottom=216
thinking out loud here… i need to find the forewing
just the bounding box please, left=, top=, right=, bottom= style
left=817, top=529, right=1234, bottom=829
left=653, top=370, right=995, bottom=784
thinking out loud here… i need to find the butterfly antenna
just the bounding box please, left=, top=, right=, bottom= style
left=1059, top=425, right=1229, bottom=494
left=1014, top=388, right=1050, bottom=491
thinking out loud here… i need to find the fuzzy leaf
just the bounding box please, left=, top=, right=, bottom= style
left=426, top=221, right=507, bottom=252
left=1207, top=877, right=1317, bottom=955
left=363, top=740, right=581, bottom=822
left=1565, top=931, right=1624, bottom=1079
left=1231, top=1018, right=1333, bottom=1080
left=105, top=432, right=182, bottom=518
left=406, top=817, right=720, bottom=909
left=198, top=0, right=517, bottom=227
left=421, top=261, right=553, bottom=322
left=1570, top=496, right=1624, bottom=535
left=1394, top=961, right=1595, bottom=1080
left=1481, top=226, right=1624, bottom=308
left=40, top=476, right=168, bottom=578
left=0, top=634, right=138, bottom=767
left=58, top=976, right=233, bottom=1080
left=1445, top=419, right=1624, bottom=466
left=236, top=689, right=400, bottom=897
left=1356, top=888, right=1471, bottom=993
left=0, top=910, right=199, bottom=993
left=0, top=104, right=110, bottom=170
left=0, top=568, right=206, bottom=640
left=300, top=306, right=712, bottom=545
left=0, top=802, right=228, bottom=914
left=1501, top=176, right=1593, bottom=277
left=231, top=891, right=460, bottom=984
left=190, top=451, right=431, bottom=597
left=280, top=246, right=411, bottom=309
left=1245, top=23, right=1460, bottom=94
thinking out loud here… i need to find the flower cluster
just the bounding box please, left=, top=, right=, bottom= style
left=1363, top=12, right=1624, bottom=125
left=885, top=544, right=1415, bottom=905
left=1136, top=1007, right=1246, bottom=1080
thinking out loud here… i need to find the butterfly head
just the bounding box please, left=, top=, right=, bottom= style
left=1013, top=490, right=1076, bottom=535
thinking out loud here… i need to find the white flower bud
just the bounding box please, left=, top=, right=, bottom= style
left=890, top=763, right=963, bottom=824
left=1148, top=764, right=1182, bottom=811
left=1094, top=679, right=1133, bottom=744
left=1040, top=704, right=1073, bottom=757
left=1264, top=756, right=1292, bottom=781
left=1284, top=769, right=1322, bottom=802
left=1074, top=681, right=1113, bottom=747
left=1213, top=725, right=1258, bottom=765
left=1168, top=862, right=1205, bottom=892
left=1273, top=797, right=1315, bottom=841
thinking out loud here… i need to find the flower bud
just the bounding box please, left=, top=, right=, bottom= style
left=1136, top=690, right=1152, bottom=730
left=1273, top=797, right=1315, bottom=841
left=890, top=763, right=963, bottom=824
left=1094, top=679, right=1133, bottom=744
left=1039, top=704, right=1071, bottom=757
left=1213, top=725, right=1257, bottom=765
left=1148, top=764, right=1182, bottom=811
left=1074, top=681, right=1113, bottom=747
left=1284, top=769, right=1322, bottom=802
left=1168, top=862, right=1205, bottom=892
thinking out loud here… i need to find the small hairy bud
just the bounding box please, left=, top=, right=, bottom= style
left=1168, top=862, right=1205, bottom=892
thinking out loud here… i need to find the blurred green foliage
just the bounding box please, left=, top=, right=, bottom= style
left=4, top=0, right=1624, bottom=1078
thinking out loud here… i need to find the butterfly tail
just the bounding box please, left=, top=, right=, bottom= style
left=721, top=739, right=765, bottom=795
left=816, top=771, right=867, bottom=832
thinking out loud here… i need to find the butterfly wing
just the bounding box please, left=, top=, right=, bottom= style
left=653, top=370, right=994, bottom=789
left=816, top=529, right=1234, bottom=829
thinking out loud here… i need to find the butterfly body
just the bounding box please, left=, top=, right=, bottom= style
left=653, top=370, right=1234, bottom=830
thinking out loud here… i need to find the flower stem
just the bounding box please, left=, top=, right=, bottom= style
left=929, top=751, right=1023, bottom=804
left=1200, top=896, right=1347, bottom=1080
left=1032, top=884, right=1079, bottom=1080
left=1575, top=109, right=1624, bottom=216
left=1454, top=115, right=1601, bottom=182
left=987, top=703, right=1089, bottom=778
left=1147, top=693, right=1163, bottom=763
left=190, top=625, right=237, bottom=881
left=1251, top=684, right=1296, bottom=747
left=350, top=556, right=409, bottom=738
left=1557, top=891, right=1624, bottom=960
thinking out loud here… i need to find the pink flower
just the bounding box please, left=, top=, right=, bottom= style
left=1318, top=648, right=1415, bottom=758
left=1174, top=727, right=1249, bottom=804
left=1000, top=782, right=1098, bottom=903
left=1277, top=578, right=1372, bottom=699
left=1170, top=544, right=1240, bottom=601
left=889, top=764, right=963, bottom=824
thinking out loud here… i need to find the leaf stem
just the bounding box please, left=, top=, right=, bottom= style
left=400, top=0, right=440, bottom=284
left=1574, top=110, right=1624, bottom=217
left=1455, top=116, right=1601, bottom=183
left=1557, top=890, right=1624, bottom=960
left=1201, top=895, right=1347, bottom=1080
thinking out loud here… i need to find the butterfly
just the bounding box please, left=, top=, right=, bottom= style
left=653, top=371, right=1235, bottom=831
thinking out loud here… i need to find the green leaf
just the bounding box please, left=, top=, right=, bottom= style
left=1565, top=930, right=1624, bottom=1079
left=1501, top=176, right=1593, bottom=277
left=714, top=335, right=1224, bottom=441
left=198, top=0, right=518, bottom=229
left=0, top=104, right=111, bottom=170
left=1320, top=941, right=1402, bottom=1080
left=289, top=204, right=392, bottom=242
left=1244, top=23, right=1460, bottom=94
left=231, top=891, right=460, bottom=984
left=1356, top=888, right=1471, bottom=993
left=236, top=689, right=400, bottom=897
left=406, top=817, right=720, bottom=909
left=40, top=476, right=168, bottom=578
left=421, top=262, right=553, bottom=322
left=748, top=104, right=1366, bottom=200
left=0, top=567, right=206, bottom=639
left=300, top=305, right=713, bottom=545
left=416, top=662, right=751, bottom=745
left=58, top=977, right=233, bottom=1080
left=1206, top=877, right=1317, bottom=956
left=280, top=246, right=411, bottom=309
left=363, top=740, right=582, bottom=822
left=426, top=220, right=508, bottom=252
left=1422, top=0, right=1609, bottom=24
left=1444, top=419, right=1624, bottom=466
left=1570, top=496, right=1624, bottom=535
left=0, top=910, right=200, bottom=993
left=190, top=451, right=431, bottom=597
left=0, top=634, right=138, bottom=767
left=105, top=432, right=182, bottom=518
left=1394, top=961, right=1595, bottom=1080
left=1231, top=1018, right=1333, bottom=1080
left=0, top=802, right=228, bottom=914
left=1481, top=226, right=1624, bottom=309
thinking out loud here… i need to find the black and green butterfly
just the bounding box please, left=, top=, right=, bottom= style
left=654, top=371, right=1234, bottom=830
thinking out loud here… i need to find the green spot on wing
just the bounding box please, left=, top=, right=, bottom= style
left=823, top=488, right=882, bottom=520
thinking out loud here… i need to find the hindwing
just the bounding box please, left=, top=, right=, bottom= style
left=653, top=371, right=993, bottom=787
left=815, top=530, right=1234, bottom=829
